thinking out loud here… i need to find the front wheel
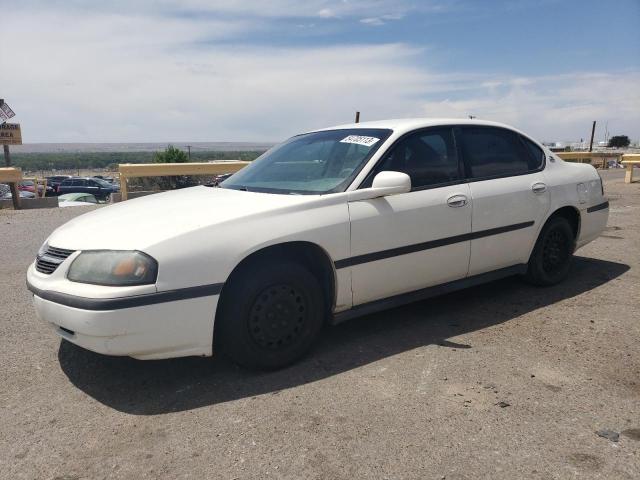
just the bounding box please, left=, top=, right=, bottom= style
left=215, top=261, right=325, bottom=370
left=524, top=215, right=575, bottom=286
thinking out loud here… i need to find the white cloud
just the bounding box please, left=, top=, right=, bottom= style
left=3, top=2, right=638, bottom=144
left=419, top=72, right=640, bottom=142
left=158, top=0, right=412, bottom=18
left=360, top=17, right=385, bottom=26
left=2, top=8, right=430, bottom=142
left=360, top=13, right=405, bottom=26
left=317, top=8, right=337, bottom=18
left=13, top=0, right=417, bottom=19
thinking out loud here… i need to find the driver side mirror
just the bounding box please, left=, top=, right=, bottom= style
left=347, top=171, right=411, bottom=201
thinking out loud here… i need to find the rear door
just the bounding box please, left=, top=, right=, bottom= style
left=86, top=179, right=102, bottom=196
left=458, top=126, right=550, bottom=275
left=348, top=127, right=472, bottom=305
left=75, top=179, right=88, bottom=193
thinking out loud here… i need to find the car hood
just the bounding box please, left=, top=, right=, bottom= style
left=47, top=186, right=319, bottom=251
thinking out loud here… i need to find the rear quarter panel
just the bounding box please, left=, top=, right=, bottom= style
left=542, top=154, right=608, bottom=249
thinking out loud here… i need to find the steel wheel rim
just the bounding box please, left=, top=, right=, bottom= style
left=248, top=284, right=308, bottom=350
left=542, top=228, right=569, bottom=274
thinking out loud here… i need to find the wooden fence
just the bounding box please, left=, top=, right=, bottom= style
left=556, top=151, right=623, bottom=169
left=118, top=161, right=249, bottom=200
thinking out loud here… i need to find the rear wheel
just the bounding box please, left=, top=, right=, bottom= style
left=215, top=260, right=324, bottom=370
left=525, top=215, right=574, bottom=286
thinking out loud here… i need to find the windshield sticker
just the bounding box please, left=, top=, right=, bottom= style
left=340, top=135, right=380, bottom=147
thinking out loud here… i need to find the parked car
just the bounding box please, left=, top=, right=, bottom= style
left=211, top=173, right=233, bottom=186
left=58, top=192, right=99, bottom=208
left=46, top=175, right=73, bottom=192
left=18, top=180, right=54, bottom=196
left=1, top=183, right=35, bottom=199
left=27, top=119, right=608, bottom=369
left=56, top=177, right=119, bottom=200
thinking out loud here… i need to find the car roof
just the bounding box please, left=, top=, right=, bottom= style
left=309, top=117, right=532, bottom=139
left=62, top=177, right=100, bottom=180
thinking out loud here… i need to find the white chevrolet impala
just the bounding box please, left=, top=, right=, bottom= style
left=27, top=119, right=609, bottom=369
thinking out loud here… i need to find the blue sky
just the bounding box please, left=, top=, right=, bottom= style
left=3, top=0, right=639, bottom=144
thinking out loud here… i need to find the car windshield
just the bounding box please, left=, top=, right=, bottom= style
left=221, top=128, right=392, bottom=194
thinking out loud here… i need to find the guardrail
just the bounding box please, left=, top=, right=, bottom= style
left=0, top=167, right=23, bottom=208
left=556, top=151, right=624, bottom=169
left=23, top=177, right=49, bottom=198
left=622, top=154, right=640, bottom=184
left=118, top=161, right=250, bottom=200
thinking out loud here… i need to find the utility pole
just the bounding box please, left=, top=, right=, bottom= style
left=589, top=121, right=596, bottom=152
left=355, top=111, right=360, bottom=123
left=1, top=98, right=20, bottom=209
left=186, top=145, right=192, bottom=161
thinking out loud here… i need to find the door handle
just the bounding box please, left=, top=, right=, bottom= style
left=447, top=194, right=468, bottom=208
left=532, top=182, right=547, bottom=194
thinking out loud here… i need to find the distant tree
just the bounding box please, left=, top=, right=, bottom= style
left=153, top=144, right=189, bottom=163
left=147, top=145, right=191, bottom=190
left=608, top=135, right=630, bottom=148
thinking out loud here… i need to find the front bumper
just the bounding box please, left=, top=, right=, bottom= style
left=27, top=263, right=221, bottom=360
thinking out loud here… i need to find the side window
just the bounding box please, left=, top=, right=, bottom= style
left=368, top=128, right=459, bottom=189
left=461, top=127, right=530, bottom=178
left=520, top=136, right=545, bottom=170
left=71, top=179, right=83, bottom=186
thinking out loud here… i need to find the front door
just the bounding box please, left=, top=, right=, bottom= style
left=347, top=127, right=473, bottom=306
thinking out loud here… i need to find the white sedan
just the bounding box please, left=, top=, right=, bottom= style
left=27, top=119, right=609, bottom=369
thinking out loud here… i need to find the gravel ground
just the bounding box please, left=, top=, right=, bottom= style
left=1, top=171, right=639, bottom=479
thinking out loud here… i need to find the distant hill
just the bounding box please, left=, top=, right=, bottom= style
left=11, top=142, right=275, bottom=154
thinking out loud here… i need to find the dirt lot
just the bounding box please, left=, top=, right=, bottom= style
left=1, top=171, right=639, bottom=479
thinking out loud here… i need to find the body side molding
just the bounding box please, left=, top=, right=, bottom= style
left=331, top=264, right=527, bottom=324
left=334, top=221, right=534, bottom=269
left=586, top=201, right=609, bottom=213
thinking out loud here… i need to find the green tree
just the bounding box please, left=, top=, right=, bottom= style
left=607, top=135, right=630, bottom=148
left=152, top=144, right=189, bottom=163
left=145, top=145, right=191, bottom=190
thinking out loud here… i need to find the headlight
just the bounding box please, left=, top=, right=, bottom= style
left=67, top=251, right=158, bottom=286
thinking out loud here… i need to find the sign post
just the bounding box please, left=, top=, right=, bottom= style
left=0, top=99, right=21, bottom=209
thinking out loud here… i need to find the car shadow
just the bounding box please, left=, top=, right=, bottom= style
left=58, top=256, right=629, bottom=415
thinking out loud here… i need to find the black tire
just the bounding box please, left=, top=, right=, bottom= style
left=215, top=260, right=325, bottom=370
left=525, top=215, right=575, bottom=286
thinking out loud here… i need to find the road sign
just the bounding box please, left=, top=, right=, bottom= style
left=0, top=123, right=22, bottom=145
left=0, top=102, right=15, bottom=123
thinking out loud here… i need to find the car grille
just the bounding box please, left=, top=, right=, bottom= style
left=36, top=246, right=76, bottom=274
